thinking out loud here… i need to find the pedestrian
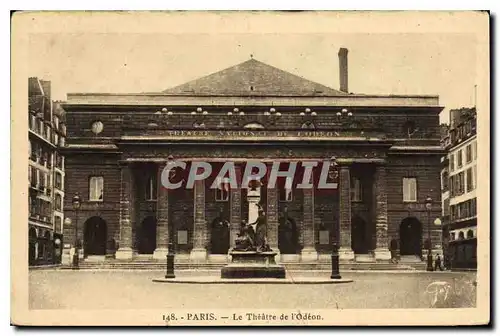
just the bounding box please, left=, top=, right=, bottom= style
left=434, top=254, right=443, bottom=271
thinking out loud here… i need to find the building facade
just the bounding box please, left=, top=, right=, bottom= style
left=61, top=49, right=443, bottom=267
left=28, top=78, right=66, bottom=265
left=442, top=107, right=477, bottom=269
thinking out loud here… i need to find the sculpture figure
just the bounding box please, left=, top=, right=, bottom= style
left=233, top=204, right=271, bottom=252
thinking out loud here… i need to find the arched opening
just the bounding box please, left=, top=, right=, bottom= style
left=138, top=216, right=157, bottom=254
left=351, top=216, right=368, bottom=254
left=458, top=231, right=465, bottom=240
left=210, top=216, right=230, bottom=254
left=243, top=122, right=265, bottom=129
left=83, top=216, right=107, bottom=256
left=278, top=215, right=298, bottom=254
left=399, top=217, right=422, bottom=256
left=29, top=227, right=37, bottom=266
left=467, top=230, right=474, bottom=239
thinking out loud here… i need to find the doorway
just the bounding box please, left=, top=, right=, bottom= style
left=351, top=216, right=369, bottom=254
left=138, top=216, right=157, bottom=254
left=83, top=216, right=107, bottom=256
left=399, top=217, right=422, bottom=256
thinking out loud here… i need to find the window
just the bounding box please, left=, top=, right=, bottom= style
left=89, top=176, right=104, bottom=201
left=450, top=232, right=455, bottom=241
left=449, top=175, right=454, bottom=196
left=55, top=216, right=62, bottom=233
left=467, top=230, right=474, bottom=239
left=278, top=177, right=293, bottom=202
left=351, top=177, right=362, bottom=202
left=466, top=168, right=473, bottom=192
left=466, top=144, right=472, bottom=163
left=472, top=165, right=477, bottom=190
left=457, top=150, right=463, bottom=168
left=449, top=154, right=454, bottom=172
left=458, top=231, right=465, bottom=240
left=145, top=174, right=157, bottom=201
left=458, top=172, right=465, bottom=195
left=471, top=198, right=477, bottom=217
left=402, top=177, right=417, bottom=202
left=473, top=141, right=477, bottom=160
left=55, top=172, right=62, bottom=190
left=55, top=193, right=62, bottom=211
left=215, top=177, right=230, bottom=202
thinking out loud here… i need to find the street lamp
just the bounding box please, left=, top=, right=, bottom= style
left=425, top=196, right=433, bottom=272
left=165, top=156, right=176, bottom=278
left=72, top=192, right=81, bottom=270
left=330, top=157, right=341, bottom=279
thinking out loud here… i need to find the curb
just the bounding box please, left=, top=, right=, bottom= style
left=152, top=277, right=354, bottom=284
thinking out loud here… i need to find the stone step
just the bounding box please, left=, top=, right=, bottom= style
left=60, top=260, right=423, bottom=271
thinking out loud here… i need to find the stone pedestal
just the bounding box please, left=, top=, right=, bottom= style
left=153, top=247, right=168, bottom=260
left=373, top=249, right=391, bottom=261
left=190, top=248, right=208, bottom=261
left=300, top=247, right=319, bottom=262
left=339, top=248, right=355, bottom=261
left=116, top=247, right=134, bottom=260
left=221, top=251, right=286, bottom=278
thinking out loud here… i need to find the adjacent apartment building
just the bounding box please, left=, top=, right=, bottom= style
left=28, top=77, right=66, bottom=265
left=441, top=107, right=477, bottom=269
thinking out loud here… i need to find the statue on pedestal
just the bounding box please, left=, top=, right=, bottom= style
left=234, top=204, right=271, bottom=253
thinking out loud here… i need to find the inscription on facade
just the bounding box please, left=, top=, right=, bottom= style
left=162, top=130, right=360, bottom=139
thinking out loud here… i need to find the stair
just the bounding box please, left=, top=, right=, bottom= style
left=59, top=259, right=424, bottom=271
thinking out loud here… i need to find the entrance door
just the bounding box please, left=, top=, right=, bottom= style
left=138, top=216, right=157, bottom=254
left=278, top=216, right=299, bottom=254
left=351, top=216, right=368, bottom=254
left=83, top=217, right=107, bottom=256
left=210, top=217, right=230, bottom=254
left=399, top=217, right=422, bottom=256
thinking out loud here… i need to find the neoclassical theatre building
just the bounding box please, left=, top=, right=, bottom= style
left=62, top=49, right=443, bottom=267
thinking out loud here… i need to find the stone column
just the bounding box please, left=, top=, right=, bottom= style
left=229, top=164, right=242, bottom=249
left=116, top=163, right=135, bottom=259
left=190, top=177, right=207, bottom=261
left=153, top=163, right=169, bottom=259
left=373, top=165, right=391, bottom=260
left=266, top=177, right=279, bottom=261
left=301, top=171, right=318, bottom=261
left=339, top=165, right=354, bottom=260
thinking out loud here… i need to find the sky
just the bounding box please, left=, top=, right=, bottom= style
left=27, top=16, right=479, bottom=124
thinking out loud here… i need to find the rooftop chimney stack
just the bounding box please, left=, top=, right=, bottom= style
left=338, top=47, right=349, bottom=93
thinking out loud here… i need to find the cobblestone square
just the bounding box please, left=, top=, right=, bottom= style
left=29, top=270, right=476, bottom=310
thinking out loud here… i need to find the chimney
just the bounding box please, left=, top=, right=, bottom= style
left=338, top=47, right=348, bottom=93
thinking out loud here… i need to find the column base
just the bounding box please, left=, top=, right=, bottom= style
left=300, top=248, right=319, bottom=262
left=373, top=249, right=391, bottom=261
left=153, top=247, right=169, bottom=260
left=190, top=248, right=207, bottom=262
left=115, top=248, right=135, bottom=260
left=339, top=248, right=355, bottom=261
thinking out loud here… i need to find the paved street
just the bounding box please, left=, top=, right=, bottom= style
left=29, top=270, right=476, bottom=310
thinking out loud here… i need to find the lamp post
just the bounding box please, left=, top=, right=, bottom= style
left=425, top=196, right=433, bottom=272
left=71, top=192, right=81, bottom=270
left=165, top=156, right=176, bottom=278
left=330, top=156, right=341, bottom=279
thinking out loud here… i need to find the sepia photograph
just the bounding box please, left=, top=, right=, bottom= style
left=10, top=10, right=490, bottom=326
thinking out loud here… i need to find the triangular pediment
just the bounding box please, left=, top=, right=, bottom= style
left=162, top=59, right=346, bottom=96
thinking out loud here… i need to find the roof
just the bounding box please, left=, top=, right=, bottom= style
left=161, top=58, right=347, bottom=96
